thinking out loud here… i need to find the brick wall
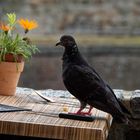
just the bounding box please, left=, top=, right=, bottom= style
left=1, top=0, right=140, bottom=35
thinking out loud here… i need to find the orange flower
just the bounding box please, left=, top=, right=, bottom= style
left=0, top=23, right=11, bottom=32
left=18, top=19, right=38, bottom=33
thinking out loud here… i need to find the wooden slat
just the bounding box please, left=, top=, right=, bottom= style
left=0, top=90, right=112, bottom=140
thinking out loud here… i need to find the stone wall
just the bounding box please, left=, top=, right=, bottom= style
left=1, top=0, right=140, bottom=35
left=107, top=89, right=140, bottom=140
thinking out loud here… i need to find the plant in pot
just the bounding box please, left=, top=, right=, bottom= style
left=0, top=13, right=39, bottom=96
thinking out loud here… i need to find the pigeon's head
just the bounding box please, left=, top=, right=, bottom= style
left=56, top=35, right=77, bottom=48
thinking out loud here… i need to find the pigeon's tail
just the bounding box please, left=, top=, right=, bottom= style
left=113, top=114, right=133, bottom=126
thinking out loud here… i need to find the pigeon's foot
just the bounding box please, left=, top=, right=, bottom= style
left=68, top=112, right=91, bottom=116
left=68, top=111, right=92, bottom=116
left=68, top=106, right=93, bottom=116
left=78, top=111, right=92, bottom=116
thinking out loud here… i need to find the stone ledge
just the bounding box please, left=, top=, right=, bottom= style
left=114, top=89, right=140, bottom=119
left=17, top=87, right=140, bottom=119
left=130, top=90, right=140, bottom=118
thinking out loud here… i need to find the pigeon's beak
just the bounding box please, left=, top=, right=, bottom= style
left=56, top=42, right=61, bottom=46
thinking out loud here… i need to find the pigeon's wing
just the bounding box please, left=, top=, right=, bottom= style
left=63, top=64, right=106, bottom=94
left=63, top=65, right=124, bottom=116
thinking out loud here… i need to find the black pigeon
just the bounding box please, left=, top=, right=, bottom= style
left=56, top=35, right=131, bottom=124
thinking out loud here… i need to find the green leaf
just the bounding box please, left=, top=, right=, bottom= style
left=7, top=13, right=16, bottom=26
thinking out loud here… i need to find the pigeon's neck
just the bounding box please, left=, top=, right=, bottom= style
left=63, top=45, right=79, bottom=60
left=62, top=44, right=88, bottom=67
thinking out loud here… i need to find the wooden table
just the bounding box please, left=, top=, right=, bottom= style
left=0, top=88, right=112, bottom=140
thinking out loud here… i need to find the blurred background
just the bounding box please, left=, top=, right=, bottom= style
left=1, top=0, right=140, bottom=90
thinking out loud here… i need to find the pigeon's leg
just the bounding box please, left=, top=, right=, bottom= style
left=86, top=106, right=93, bottom=115
left=76, top=105, right=93, bottom=116
left=69, top=101, right=93, bottom=116
left=69, top=101, right=86, bottom=115
left=76, top=107, right=84, bottom=114
left=76, top=101, right=87, bottom=115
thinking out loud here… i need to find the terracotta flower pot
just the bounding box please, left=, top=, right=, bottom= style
left=0, top=61, right=24, bottom=96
